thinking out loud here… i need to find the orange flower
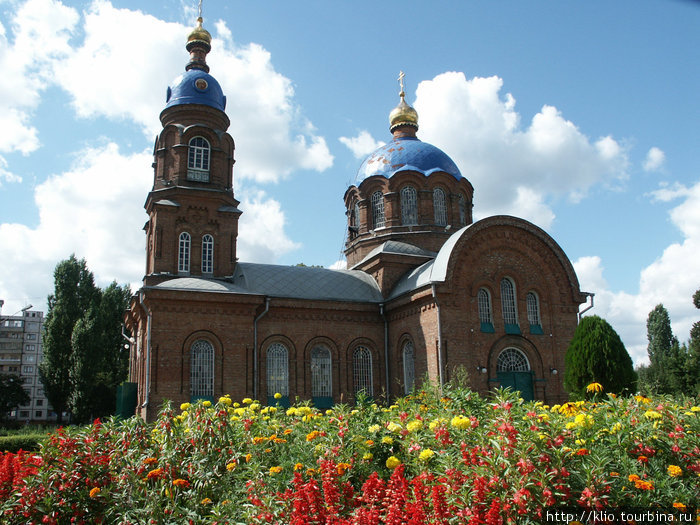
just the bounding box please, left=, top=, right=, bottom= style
left=143, top=457, right=158, bottom=466
left=337, top=462, right=352, bottom=475
left=201, top=497, right=213, bottom=505
left=173, top=478, right=190, bottom=488
left=89, top=487, right=101, bottom=498
left=667, top=465, right=683, bottom=477
left=628, top=474, right=640, bottom=482
left=634, top=479, right=654, bottom=490
left=147, top=468, right=163, bottom=480
left=294, top=463, right=304, bottom=471
left=673, top=502, right=686, bottom=511
left=306, top=430, right=321, bottom=442
left=226, top=460, right=237, bottom=471
left=575, top=448, right=590, bottom=456
left=269, top=466, right=283, bottom=475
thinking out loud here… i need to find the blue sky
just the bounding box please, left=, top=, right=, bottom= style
left=0, top=0, right=698, bottom=365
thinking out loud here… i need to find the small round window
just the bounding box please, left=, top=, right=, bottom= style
left=194, top=78, right=208, bottom=91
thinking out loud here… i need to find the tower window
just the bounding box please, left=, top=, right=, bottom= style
left=202, top=234, right=214, bottom=274
left=500, top=278, right=520, bottom=334
left=371, top=191, right=385, bottom=229
left=433, top=188, right=447, bottom=226
left=402, top=340, right=415, bottom=395
left=400, top=186, right=418, bottom=225
left=178, top=232, right=191, bottom=274
left=188, top=137, right=210, bottom=182
left=478, top=288, right=495, bottom=333
left=352, top=346, right=373, bottom=397
left=527, top=292, right=544, bottom=334
left=458, top=193, right=467, bottom=226
left=190, top=339, right=214, bottom=401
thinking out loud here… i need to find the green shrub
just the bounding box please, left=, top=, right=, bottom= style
left=0, top=434, right=45, bottom=453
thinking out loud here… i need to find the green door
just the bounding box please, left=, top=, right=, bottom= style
left=497, top=371, right=534, bottom=401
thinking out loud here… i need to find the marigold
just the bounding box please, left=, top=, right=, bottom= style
left=179, top=402, right=190, bottom=411
left=628, top=474, right=640, bottom=482
left=667, top=465, right=682, bottom=477
left=144, top=457, right=158, bottom=465
left=274, top=392, right=282, bottom=399
left=218, top=396, right=232, bottom=406
left=337, top=462, right=351, bottom=475
left=406, top=420, right=423, bottom=432
left=147, top=468, right=163, bottom=480
left=634, top=479, right=654, bottom=490
left=201, top=497, right=212, bottom=505
left=242, top=398, right=253, bottom=404
left=644, top=410, right=662, bottom=420
left=89, top=487, right=100, bottom=498
left=586, top=382, right=603, bottom=393
left=173, top=478, right=190, bottom=488
left=226, top=461, right=237, bottom=471
left=202, top=400, right=212, bottom=407
left=269, top=466, right=283, bottom=475
left=368, top=424, right=381, bottom=433
left=419, top=449, right=435, bottom=461
left=451, top=415, right=471, bottom=430
left=363, top=453, right=373, bottom=461
left=385, top=456, right=401, bottom=469
left=306, top=430, right=321, bottom=442
left=673, top=502, right=687, bottom=511
left=381, top=436, right=393, bottom=445
left=294, top=462, right=304, bottom=471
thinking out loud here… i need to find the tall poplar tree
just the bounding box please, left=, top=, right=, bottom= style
left=40, top=255, right=100, bottom=423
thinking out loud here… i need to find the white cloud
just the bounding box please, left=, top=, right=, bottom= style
left=52, top=0, right=332, bottom=181
left=414, top=72, right=629, bottom=229
left=339, top=131, right=385, bottom=159
left=643, top=146, right=665, bottom=172
left=575, top=181, right=700, bottom=365
left=237, top=189, right=301, bottom=262
left=0, top=157, right=22, bottom=186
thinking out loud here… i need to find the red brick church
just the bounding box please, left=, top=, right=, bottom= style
left=125, top=16, right=588, bottom=421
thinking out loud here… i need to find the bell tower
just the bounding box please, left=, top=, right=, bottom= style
left=144, top=14, right=241, bottom=285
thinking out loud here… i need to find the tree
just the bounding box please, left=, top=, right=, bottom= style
left=0, top=374, right=30, bottom=422
left=641, top=304, right=677, bottom=394
left=40, top=255, right=100, bottom=423
left=564, top=315, right=636, bottom=399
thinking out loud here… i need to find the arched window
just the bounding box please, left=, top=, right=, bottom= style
left=371, top=191, right=385, bottom=229
left=497, top=348, right=530, bottom=372
left=400, top=186, right=418, bottom=225
left=311, top=346, right=332, bottom=398
left=402, top=340, right=415, bottom=395
left=478, top=288, right=494, bottom=333
left=500, top=278, right=520, bottom=334
left=433, top=188, right=447, bottom=226
left=190, top=339, right=214, bottom=401
left=458, top=194, right=467, bottom=226
left=188, top=137, right=210, bottom=182
left=202, top=234, right=214, bottom=274
left=178, top=232, right=191, bottom=274
left=267, top=343, right=289, bottom=398
left=527, top=292, right=543, bottom=334
left=353, top=346, right=373, bottom=397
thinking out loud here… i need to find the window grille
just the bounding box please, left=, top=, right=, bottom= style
left=202, top=234, right=214, bottom=274
left=400, top=186, right=418, bottom=225
left=188, top=137, right=210, bottom=182
left=267, top=343, right=289, bottom=396
left=497, top=348, right=530, bottom=372
left=178, top=232, right=191, bottom=273
left=500, top=278, right=518, bottom=325
left=458, top=193, right=467, bottom=226
left=402, top=340, right=415, bottom=395
left=526, top=292, right=540, bottom=325
left=311, top=346, right=332, bottom=397
left=354, top=203, right=360, bottom=228
left=371, top=191, right=385, bottom=229
left=478, top=288, right=492, bottom=324
left=433, top=188, right=447, bottom=226
left=353, top=346, right=373, bottom=397
left=190, top=339, right=214, bottom=399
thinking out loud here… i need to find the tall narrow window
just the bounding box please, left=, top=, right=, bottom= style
left=202, top=234, right=214, bottom=274
left=500, top=278, right=520, bottom=334
left=402, top=340, right=415, bottom=395
left=371, top=191, right=385, bottom=229
left=311, top=346, right=332, bottom=398
left=458, top=193, right=467, bottom=226
left=400, top=186, right=418, bottom=225
left=266, top=343, right=289, bottom=398
left=527, top=292, right=544, bottom=334
left=178, top=232, right=191, bottom=273
left=353, top=346, right=373, bottom=397
left=433, top=188, right=447, bottom=226
left=190, top=339, right=214, bottom=401
left=188, top=137, right=210, bottom=182
left=478, top=288, right=495, bottom=333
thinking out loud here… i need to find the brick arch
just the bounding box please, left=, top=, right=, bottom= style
left=486, top=335, right=544, bottom=378
left=345, top=337, right=380, bottom=401
left=259, top=335, right=297, bottom=400
left=180, top=330, right=224, bottom=398
left=303, top=336, right=340, bottom=399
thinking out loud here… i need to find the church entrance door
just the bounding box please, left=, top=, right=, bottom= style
left=496, top=347, right=534, bottom=401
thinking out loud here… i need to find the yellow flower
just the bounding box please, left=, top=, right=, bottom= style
left=269, top=466, right=283, bottom=475
left=586, top=382, right=603, bottom=393
left=226, top=461, right=237, bottom=471
left=362, top=452, right=374, bottom=461
left=387, top=422, right=402, bottom=433
left=381, top=436, right=393, bottom=445
left=218, top=396, right=232, bottom=405
left=451, top=415, right=471, bottom=430
left=635, top=395, right=652, bottom=404
left=385, top=456, right=401, bottom=469
left=419, top=449, right=435, bottom=461
left=180, top=402, right=191, bottom=411
left=274, top=392, right=282, bottom=399
left=368, top=424, right=381, bottom=433
left=245, top=453, right=252, bottom=462
left=690, top=406, right=700, bottom=412
left=201, top=400, right=211, bottom=407
left=406, top=420, right=423, bottom=432
left=242, top=398, right=253, bottom=404
left=294, top=462, right=304, bottom=471
left=201, top=497, right=213, bottom=505
left=429, top=418, right=445, bottom=431
left=337, top=462, right=351, bottom=475
left=89, top=487, right=101, bottom=498
left=667, top=465, right=682, bottom=477
left=644, top=410, right=662, bottom=420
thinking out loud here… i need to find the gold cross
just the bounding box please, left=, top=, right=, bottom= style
left=198, top=0, right=203, bottom=19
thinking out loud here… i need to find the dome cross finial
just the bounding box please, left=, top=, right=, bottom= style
left=389, top=71, right=418, bottom=135
left=398, top=71, right=406, bottom=98
left=198, top=0, right=203, bottom=19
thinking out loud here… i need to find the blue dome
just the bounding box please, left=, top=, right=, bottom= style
left=165, top=69, right=226, bottom=112
left=357, top=136, right=461, bottom=182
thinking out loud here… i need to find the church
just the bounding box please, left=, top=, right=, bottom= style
left=124, top=15, right=588, bottom=421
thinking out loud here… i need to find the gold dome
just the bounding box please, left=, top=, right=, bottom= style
left=187, top=17, right=211, bottom=48
left=389, top=92, right=418, bottom=132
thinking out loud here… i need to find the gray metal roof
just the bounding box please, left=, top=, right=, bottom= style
left=151, top=263, right=383, bottom=303
left=353, top=241, right=436, bottom=269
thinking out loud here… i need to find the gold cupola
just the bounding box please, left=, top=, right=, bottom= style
left=185, top=16, right=212, bottom=72
left=389, top=71, right=419, bottom=134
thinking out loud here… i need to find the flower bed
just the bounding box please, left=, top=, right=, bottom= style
left=1, top=385, right=698, bottom=524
